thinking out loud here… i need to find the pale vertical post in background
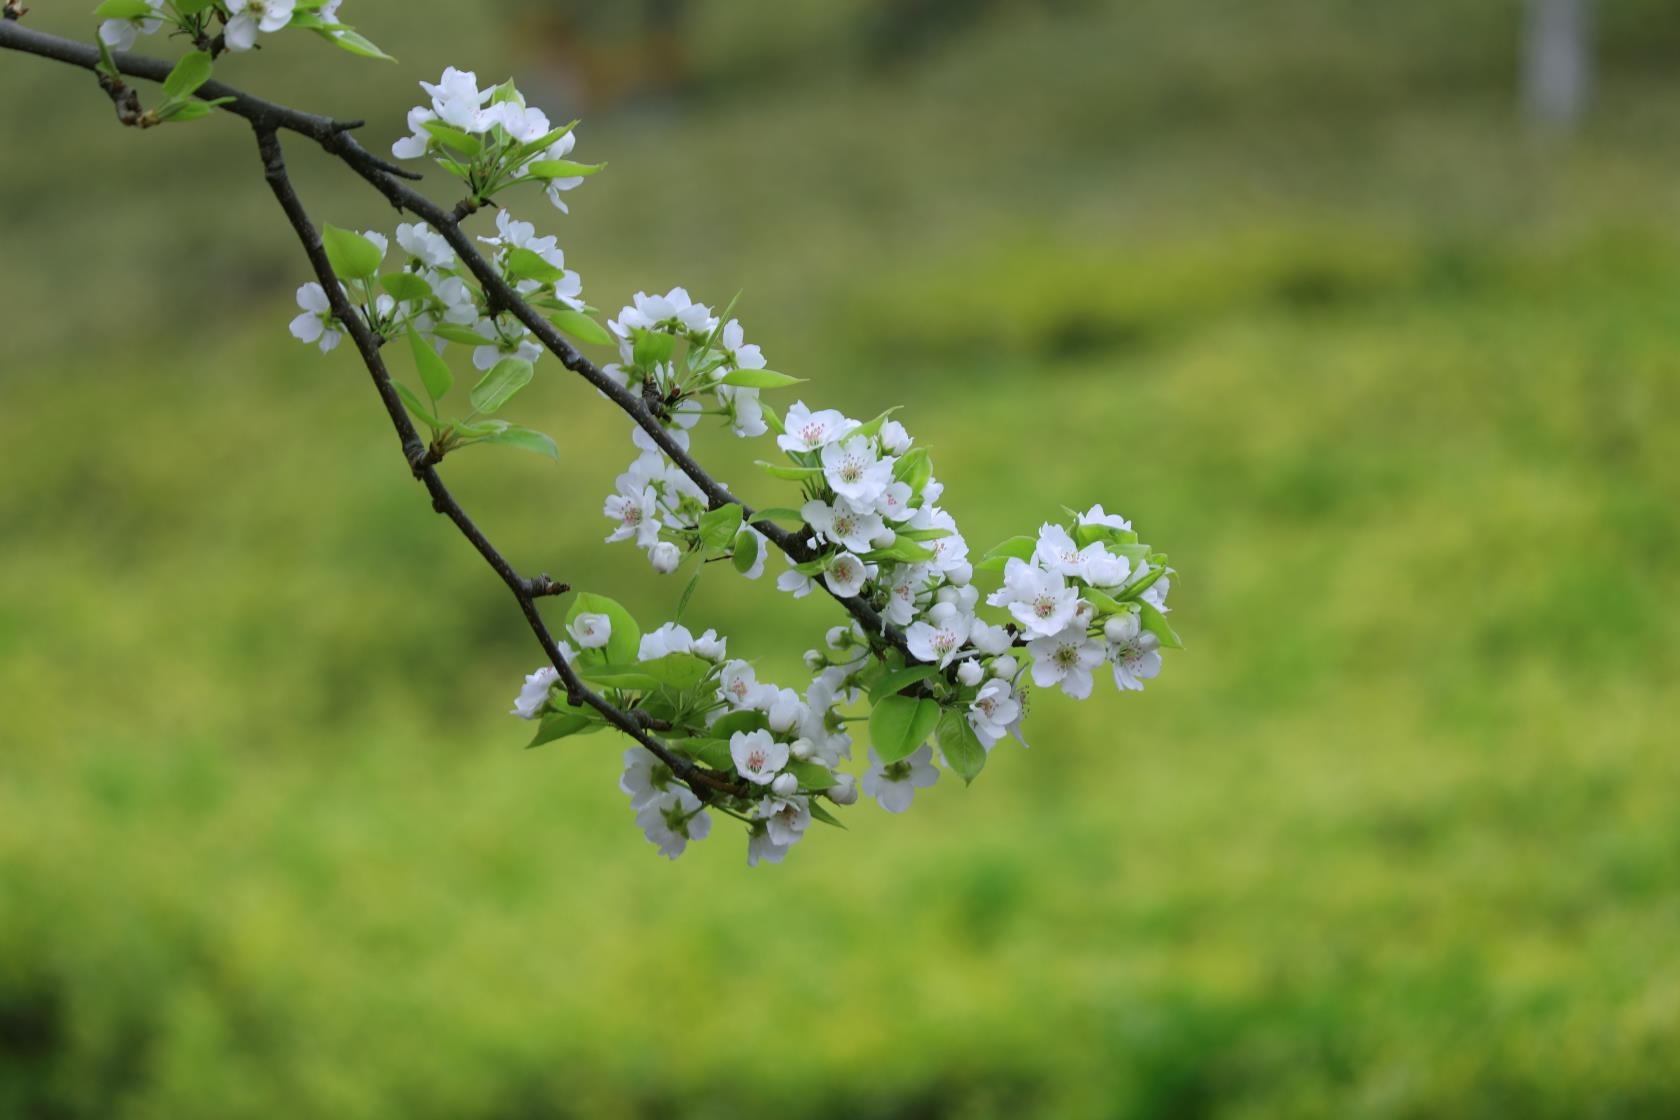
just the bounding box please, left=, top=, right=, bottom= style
left=1524, top=0, right=1595, bottom=131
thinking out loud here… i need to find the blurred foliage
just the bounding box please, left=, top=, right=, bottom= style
left=3, top=1, right=1680, bottom=1117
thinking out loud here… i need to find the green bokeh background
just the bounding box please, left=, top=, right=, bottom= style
left=3, top=2, right=1679, bottom=1116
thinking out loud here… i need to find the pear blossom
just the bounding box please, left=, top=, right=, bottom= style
left=224, top=0, right=295, bottom=53
left=539, top=127, right=585, bottom=212
left=988, top=557, right=1079, bottom=637
left=392, top=106, right=438, bottom=160
left=879, top=419, right=913, bottom=455
left=1027, top=627, right=1105, bottom=699
left=777, top=567, right=815, bottom=598
left=510, top=666, right=559, bottom=720
left=603, top=477, right=661, bottom=548
left=823, top=552, right=868, bottom=598
left=288, top=283, right=342, bottom=352
left=1080, top=504, right=1133, bottom=532
left=730, top=729, right=789, bottom=786
left=568, top=613, right=612, bottom=649
left=419, top=66, right=495, bottom=132
left=719, top=319, right=765, bottom=371
left=648, top=541, right=682, bottom=574
left=636, top=787, right=711, bottom=859
left=906, top=609, right=972, bottom=668
left=691, top=630, right=728, bottom=661
left=757, top=794, right=811, bottom=847
left=970, top=620, right=1014, bottom=656
left=801, top=499, right=885, bottom=554
left=956, top=660, right=985, bottom=687
left=1080, top=545, right=1131, bottom=588
left=747, top=821, right=792, bottom=867
left=1110, top=632, right=1163, bottom=692
left=828, top=772, right=860, bottom=806
left=98, top=0, right=164, bottom=51
left=610, top=287, right=716, bottom=338
left=395, top=222, right=453, bottom=269
left=777, top=402, right=858, bottom=454
left=861, top=745, right=939, bottom=813
left=968, top=679, right=1020, bottom=748
left=821, top=436, right=895, bottom=505
left=638, top=623, right=694, bottom=661
left=718, top=661, right=773, bottom=709
left=992, top=654, right=1019, bottom=680
left=883, top=564, right=929, bottom=626
left=619, top=747, right=677, bottom=811
left=1103, top=611, right=1141, bottom=645
left=735, top=526, right=770, bottom=580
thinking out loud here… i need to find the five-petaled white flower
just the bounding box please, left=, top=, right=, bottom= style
left=968, top=678, right=1020, bottom=748
left=730, top=729, right=789, bottom=786
left=1026, top=627, right=1106, bottom=699
left=619, top=747, right=676, bottom=812
left=635, top=787, right=711, bottom=860
left=1110, top=632, right=1163, bottom=692
left=288, top=283, right=342, bottom=353
left=777, top=401, right=858, bottom=454
left=988, top=557, right=1079, bottom=637
left=568, top=612, right=612, bottom=649
left=801, top=499, right=885, bottom=554
left=906, top=610, right=972, bottom=668
left=821, top=436, right=895, bottom=505
left=638, top=622, right=694, bottom=661
left=861, top=745, right=939, bottom=813
left=224, top=0, right=297, bottom=53
left=823, top=552, right=868, bottom=598
left=510, top=666, right=559, bottom=720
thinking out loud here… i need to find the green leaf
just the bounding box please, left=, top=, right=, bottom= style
left=510, top=121, right=577, bottom=162
left=675, top=567, right=702, bottom=619
left=1079, top=586, right=1127, bottom=615
left=163, top=50, right=213, bottom=99
left=788, top=760, right=836, bottom=791
left=321, top=223, right=381, bottom=280
left=807, top=799, right=847, bottom=829
left=708, top=709, right=769, bottom=739
left=504, top=247, right=566, bottom=284
left=636, top=652, right=714, bottom=692
left=154, top=99, right=219, bottom=123
left=717, top=368, right=803, bottom=389
left=747, top=507, right=804, bottom=525
left=867, top=663, right=940, bottom=701
left=867, top=538, right=935, bottom=564
left=527, top=708, right=601, bottom=747
left=936, top=709, right=987, bottom=784
left=854, top=406, right=902, bottom=440
left=431, top=323, right=486, bottom=347
left=421, top=120, right=481, bottom=156
left=551, top=309, right=612, bottom=347
left=755, top=462, right=824, bottom=481
left=326, top=28, right=396, bottom=61
left=892, top=446, right=932, bottom=496
left=525, top=158, right=604, bottom=179
left=697, top=503, right=744, bottom=551
left=93, top=0, right=154, bottom=18
left=760, top=401, right=785, bottom=436
left=868, top=694, right=940, bottom=765
left=406, top=326, right=452, bottom=402
left=975, top=535, right=1036, bottom=573
left=565, top=592, right=641, bottom=666
left=1138, top=602, right=1183, bottom=650
left=684, top=737, right=733, bottom=771
left=391, top=382, right=441, bottom=431
left=631, top=329, right=677, bottom=369
left=1123, top=564, right=1167, bottom=601
left=476, top=425, right=559, bottom=462
left=575, top=666, right=663, bottom=692
left=469, top=358, right=534, bottom=415
left=730, top=528, right=761, bottom=575
left=381, top=272, right=433, bottom=303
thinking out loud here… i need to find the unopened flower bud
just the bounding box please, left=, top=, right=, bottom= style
left=1073, top=598, right=1096, bottom=626
left=936, top=586, right=961, bottom=606
left=879, top=420, right=912, bottom=455
left=769, top=697, right=803, bottom=734
left=872, top=529, right=897, bottom=549
left=771, top=772, right=798, bottom=797
left=826, top=626, right=849, bottom=649
left=648, top=540, right=681, bottom=574
left=947, top=562, right=973, bottom=587
left=692, top=632, right=727, bottom=661
left=827, top=772, right=859, bottom=805
left=804, top=649, right=825, bottom=670
left=956, top=660, right=984, bottom=687
left=992, top=655, right=1018, bottom=679
left=1104, top=612, right=1141, bottom=644
left=790, top=737, right=815, bottom=760
left=928, top=601, right=958, bottom=624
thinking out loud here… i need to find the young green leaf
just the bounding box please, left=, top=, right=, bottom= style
left=421, top=120, right=481, bottom=156
left=381, top=272, right=433, bottom=303
left=747, top=507, right=805, bottom=525
left=675, top=567, right=702, bottom=619
left=868, top=694, right=940, bottom=765
left=867, top=663, right=940, bottom=701
left=892, top=446, right=932, bottom=496
left=788, top=760, right=836, bottom=791
left=477, top=425, right=559, bottom=462
left=807, top=800, right=847, bottom=829
left=93, top=0, right=155, bottom=18
left=708, top=709, right=770, bottom=739
left=730, top=527, right=761, bottom=574
left=326, top=29, right=396, bottom=61
left=162, top=51, right=213, bottom=99
left=936, top=710, right=987, bottom=784
left=716, top=368, right=803, bottom=389
left=550, top=309, right=612, bottom=347
left=697, top=503, right=744, bottom=551
left=391, top=382, right=441, bottom=431
left=406, top=326, right=453, bottom=401
left=525, top=158, right=604, bottom=179
left=431, top=323, right=487, bottom=347
left=631, top=329, right=676, bottom=369
left=321, top=223, right=381, bottom=280
left=975, top=535, right=1036, bottom=573
left=1138, top=602, right=1183, bottom=649
left=469, top=358, right=534, bottom=415
left=755, top=462, right=824, bottom=481
left=504, top=247, right=566, bottom=284
left=527, top=708, right=602, bottom=747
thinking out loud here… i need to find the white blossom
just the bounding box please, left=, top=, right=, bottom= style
left=861, top=745, right=939, bottom=813
left=988, top=557, right=1079, bottom=637
left=1027, top=627, right=1105, bottom=699
left=638, top=622, right=694, bottom=661
left=610, top=287, right=715, bottom=338
left=288, top=283, right=342, bottom=353
left=718, top=661, right=773, bottom=709
left=224, top=0, right=295, bottom=53
left=98, top=0, right=165, bottom=51
left=956, top=660, right=984, bottom=687
left=418, top=66, right=495, bottom=133
left=906, top=610, right=972, bottom=668
left=648, top=540, right=682, bottom=574
left=396, top=222, right=454, bottom=269
left=821, top=436, right=895, bottom=505
left=1079, top=504, right=1133, bottom=532
left=1111, top=632, right=1163, bottom=692
left=510, top=666, right=559, bottom=720
left=801, top=499, right=885, bottom=554
left=619, top=747, right=676, bottom=811
left=879, top=419, right=913, bottom=455
left=730, top=729, right=789, bottom=786
left=568, top=613, right=612, bottom=649
left=823, top=552, right=868, bottom=598
left=635, top=787, right=711, bottom=859
left=777, top=402, right=858, bottom=454
left=968, top=678, right=1020, bottom=748
left=757, top=793, right=811, bottom=846
left=1103, top=612, right=1141, bottom=645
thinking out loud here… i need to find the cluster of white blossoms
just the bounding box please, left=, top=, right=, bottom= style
left=98, top=0, right=380, bottom=58
left=264, top=49, right=1184, bottom=865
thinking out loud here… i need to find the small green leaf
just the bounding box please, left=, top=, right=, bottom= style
left=868, top=694, right=940, bottom=765
left=867, top=538, right=935, bottom=564
left=406, top=326, right=453, bottom=401
left=788, top=760, right=836, bottom=791
left=708, top=709, right=769, bottom=739
left=431, top=323, right=487, bottom=346
left=892, top=446, right=932, bottom=496
left=525, top=158, right=604, bottom=179
left=755, top=462, right=824, bottom=481
left=565, top=592, right=641, bottom=666
left=807, top=799, right=847, bottom=829
left=575, top=666, right=663, bottom=692
left=747, top=507, right=804, bottom=525
left=477, top=425, right=559, bottom=462
left=321, top=223, right=381, bottom=280
left=326, top=28, right=397, bottom=61
left=511, top=122, right=578, bottom=162
left=697, top=503, right=744, bottom=551
left=717, top=368, right=803, bottom=389
left=551, top=309, right=612, bottom=347
left=684, top=738, right=733, bottom=771
left=163, top=50, right=213, bottom=99
left=381, top=272, right=433, bottom=303
left=730, top=528, right=761, bottom=575
left=854, top=406, right=902, bottom=440
left=760, top=401, right=785, bottom=436
left=867, top=663, right=940, bottom=701
left=469, top=357, right=534, bottom=415
left=93, top=0, right=154, bottom=18
left=975, top=535, right=1037, bottom=573
left=675, top=567, right=702, bottom=618
left=1124, top=564, right=1167, bottom=601
left=936, top=710, right=987, bottom=784
left=504, top=247, right=566, bottom=284
left=391, top=382, right=441, bottom=431
left=632, top=330, right=677, bottom=369
left=421, top=120, right=481, bottom=156
left=527, top=708, right=601, bottom=747
left=1138, top=601, right=1183, bottom=649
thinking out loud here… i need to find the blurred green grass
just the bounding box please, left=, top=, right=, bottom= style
left=4, top=2, right=1680, bottom=1117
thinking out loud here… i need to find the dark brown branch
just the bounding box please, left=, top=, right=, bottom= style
left=253, top=125, right=746, bottom=801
